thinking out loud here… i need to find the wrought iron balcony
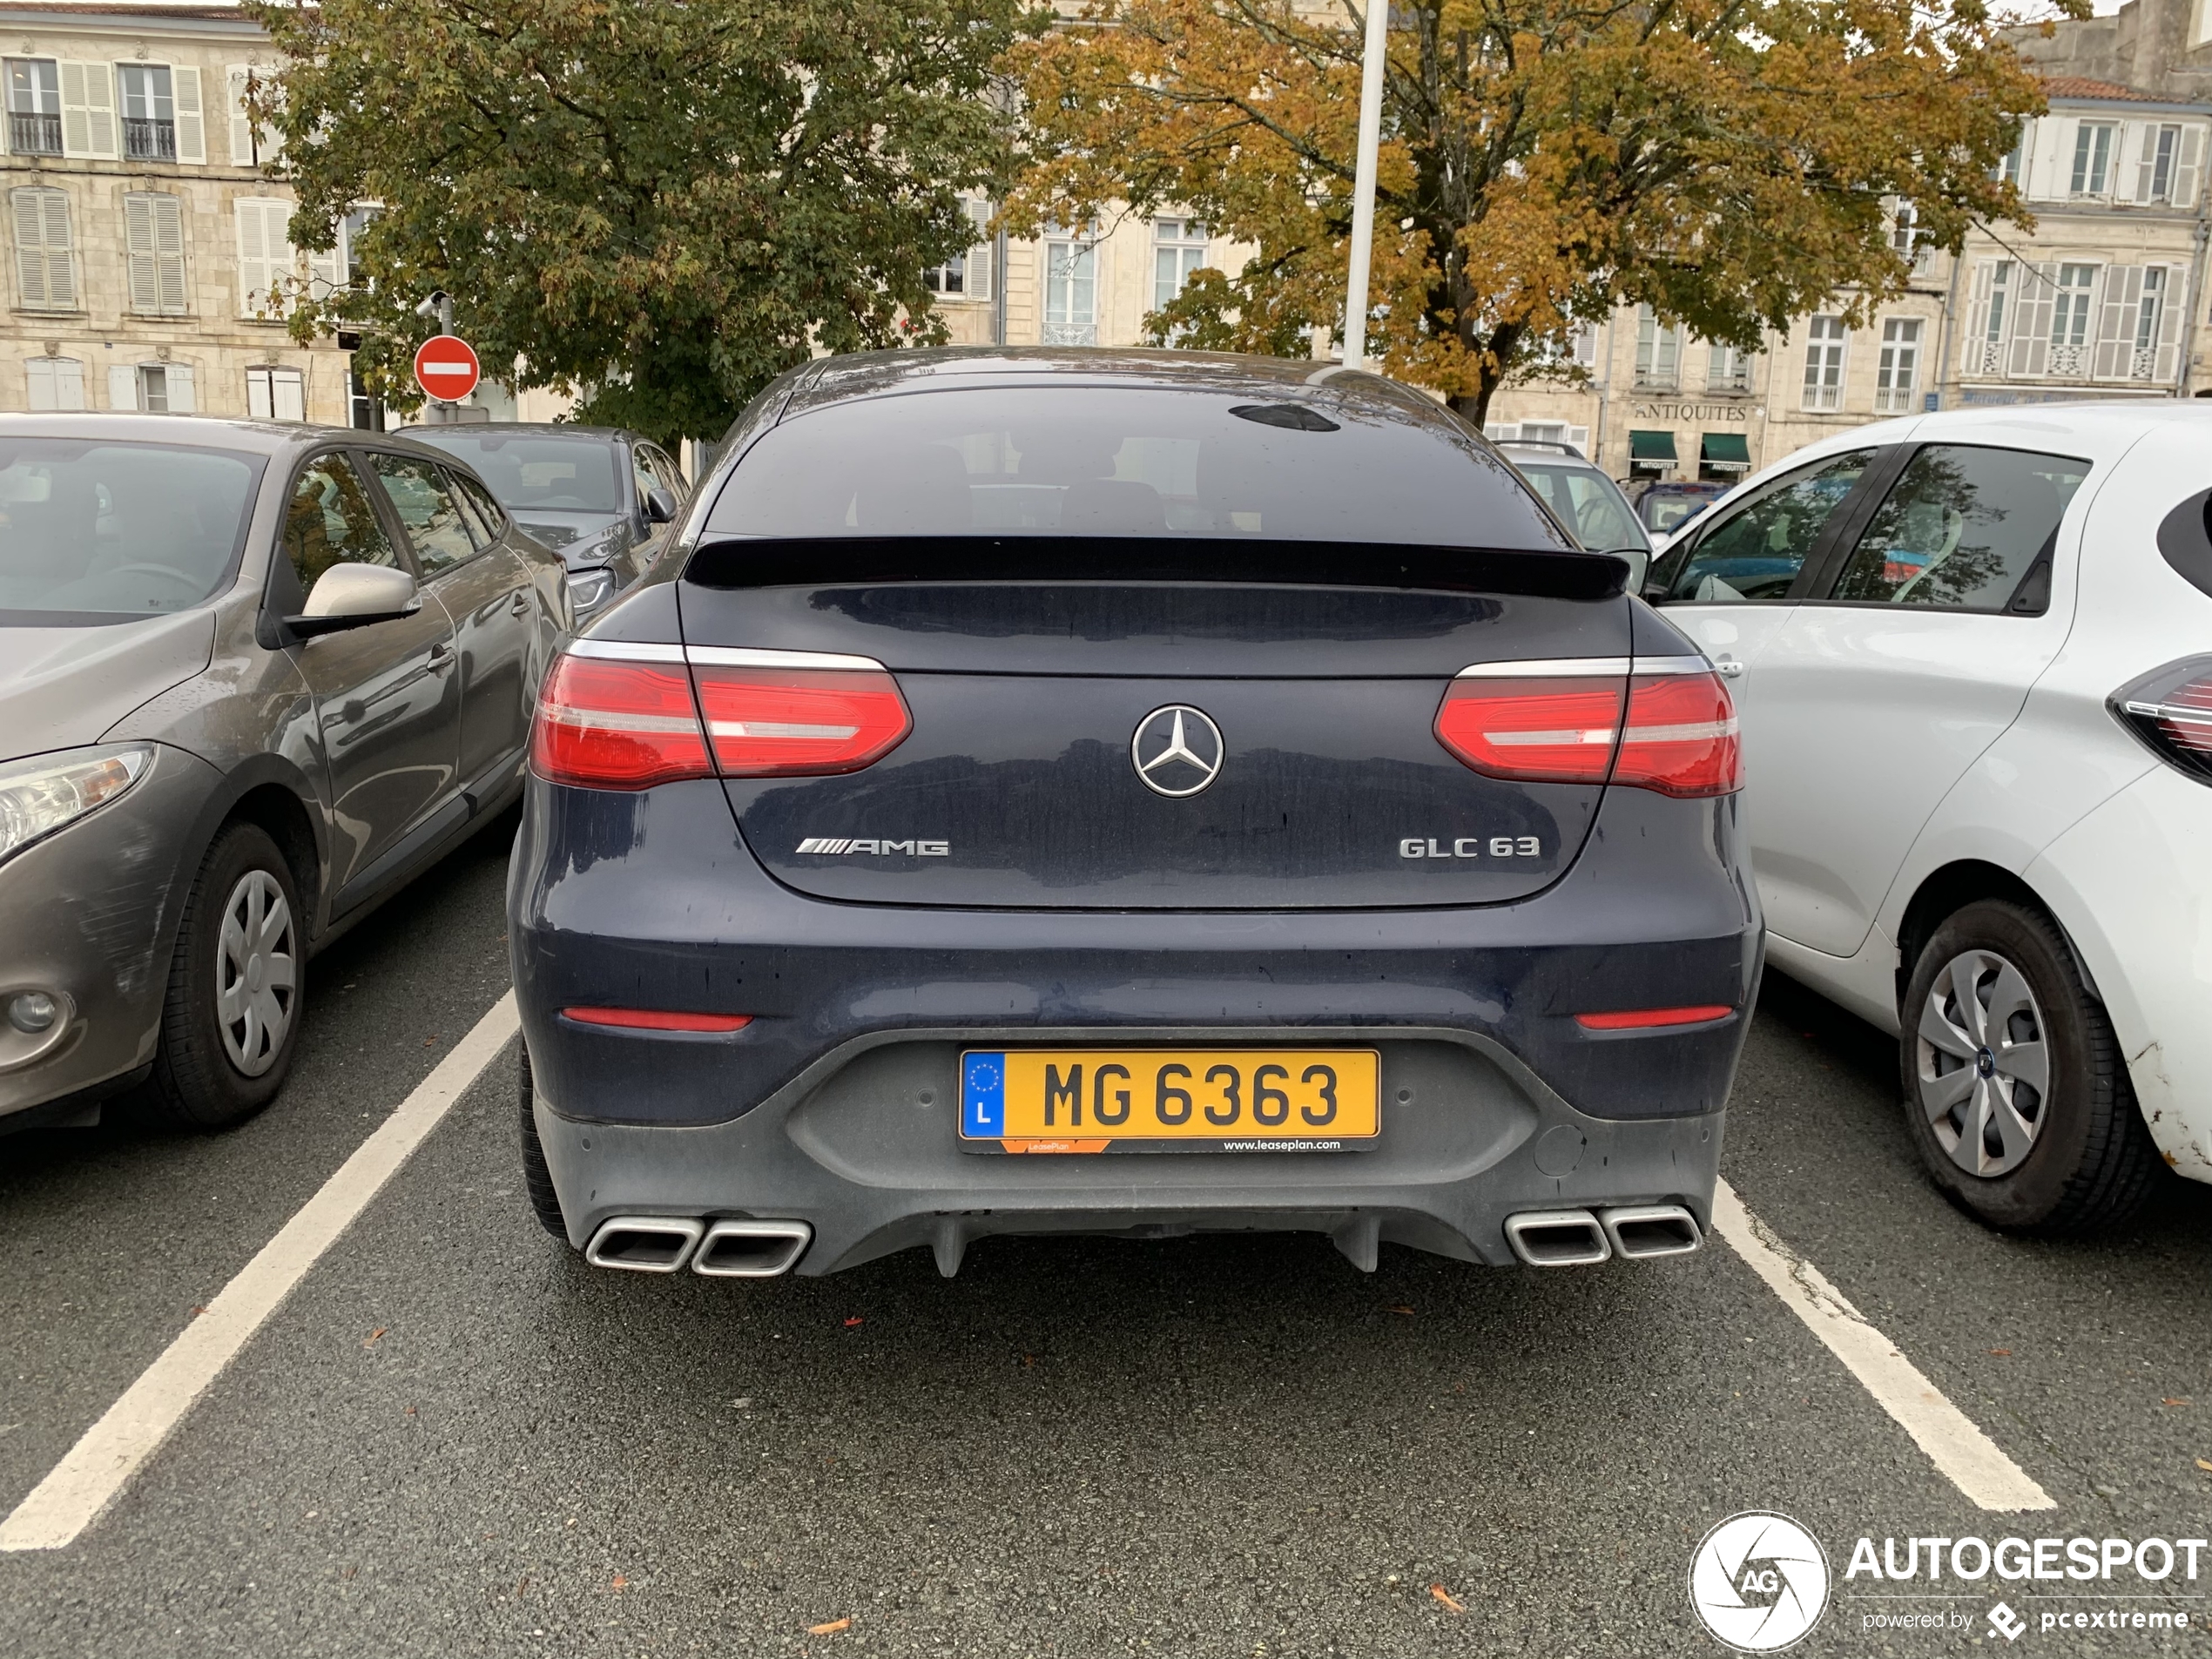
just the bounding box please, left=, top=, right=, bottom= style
left=123, top=117, right=177, bottom=161
left=9, top=111, right=62, bottom=155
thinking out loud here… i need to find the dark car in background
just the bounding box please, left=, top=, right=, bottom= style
left=400, top=423, right=689, bottom=624
left=1629, top=479, right=1730, bottom=536
left=1496, top=439, right=1653, bottom=589
left=509, top=347, right=1758, bottom=1283
left=0, top=416, right=564, bottom=1135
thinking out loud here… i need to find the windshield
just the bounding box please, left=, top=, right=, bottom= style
left=1513, top=460, right=1648, bottom=553
left=0, top=439, right=262, bottom=621
left=705, top=388, right=1569, bottom=549
left=408, top=432, right=624, bottom=514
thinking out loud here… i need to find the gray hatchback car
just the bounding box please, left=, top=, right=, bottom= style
left=0, top=415, right=565, bottom=1134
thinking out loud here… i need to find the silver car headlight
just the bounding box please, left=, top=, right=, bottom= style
left=0, top=744, right=153, bottom=867
left=566, top=568, right=617, bottom=613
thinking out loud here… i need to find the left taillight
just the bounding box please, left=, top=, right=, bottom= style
left=530, top=651, right=912, bottom=791
left=1434, top=660, right=1741, bottom=799
left=2112, top=656, right=2212, bottom=785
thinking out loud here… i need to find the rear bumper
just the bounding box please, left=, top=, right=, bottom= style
left=532, top=1025, right=1725, bottom=1273
left=512, top=772, right=1759, bottom=1271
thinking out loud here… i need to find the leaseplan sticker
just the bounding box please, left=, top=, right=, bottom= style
left=794, top=838, right=948, bottom=856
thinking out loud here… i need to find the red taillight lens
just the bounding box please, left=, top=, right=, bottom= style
left=1612, top=671, right=1742, bottom=798
left=529, top=655, right=912, bottom=789
left=693, top=667, right=911, bottom=777
left=2113, top=658, right=2212, bottom=783
left=1433, top=677, right=1625, bottom=783
left=563, top=1007, right=752, bottom=1032
left=531, top=656, right=711, bottom=789
left=1434, top=668, right=1740, bottom=798
left=1575, top=1005, right=1735, bottom=1030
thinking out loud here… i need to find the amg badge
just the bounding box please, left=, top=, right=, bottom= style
left=795, top=837, right=950, bottom=857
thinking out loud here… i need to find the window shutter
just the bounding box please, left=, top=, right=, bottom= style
left=1961, top=261, right=1993, bottom=372
left=2028, top=118, right=2069, bottom=201
left=2008, top=263, right=2056, bottom=376
left=2093, top=266, right=2141, bottom=379
left=26, top=358, right=57, bottom=411
left=1567, top=425, right=1590, bottom=453
left=124, top=192, right=159, bottom=312
left=226, top=66, right=254, bottom=165
left=246, top=365, right=273, bottom=418
left=36, top=188, right=73, bottom=308
left=236, top=197, right=292, bottom=315
left=12, top=188, right=53, bottom=309
left=307, top=219, right=342, bottom=295
left=152, top=193, right=185, bottom=314
left=52, top=356, right=84, bottom=409
left=2155, top=265, right=2188, bottom=382
left=961, top=199, right=992, bottom=303
left=2174, top=125, right=2206, bottom=210
left=107, top=362, right=138, bottom=410
left=172, top=64, right=205, bottom=164
left=165, top=362, right=195, bottom=412
left=59, top=62, right=119, bottom=158
left=273, top=368, right=304, bottom=421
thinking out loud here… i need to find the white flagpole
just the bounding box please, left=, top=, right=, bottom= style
left=1340, top=0, right=1390, bottom=373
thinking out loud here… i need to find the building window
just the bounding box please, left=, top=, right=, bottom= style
left=1153, top=217, right=1210, bottom=314
left=2142, top=124, right=2181, bottom=202
left=1042, top=224, right=1097, bottom=347
left=236, top=197, right=295, bottom=317
left=2049, top=263, right=2097, bottom=375
left=10, top=186, right=76, bottom=311
left=123, top=191, right=187, bottom=314
left=2070, top=122, right=2115, bottom=195
left=24, top=354, right=84, bottom=410
left=1706, top=341, right=1753, bottom=393
left=5, top=57, right=61, bottom=155
left=1634, top=307, right=1681, bottom=390
left=1802, top=316, right=1846, bottom=410
left=347, top=363, right=383, bottom=430
left=924, top=199, right=991, bottom=301
left=1874, top=319, right=1921, bottom=413
left=108, top=361, right=194, bottom=412
left=1995, top=130, right=2023, bottom=187
left=247, top=364, right=305, bottom=421
left=117, top=64, right=176, bottom=161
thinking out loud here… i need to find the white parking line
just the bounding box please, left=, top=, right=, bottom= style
left=0, top=992, right=519, bottom=1553
left=1710, top=1177, right=2054, bottom=1513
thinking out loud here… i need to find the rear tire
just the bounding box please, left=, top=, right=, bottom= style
left=518, top=1043, right=567, bottom=1239
left=150, top=822, right=303, bottom=1130
left=1898, top=900, right=2161, bottom=1235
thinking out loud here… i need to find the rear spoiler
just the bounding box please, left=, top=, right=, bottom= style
left=682, top=536, right=1629, bottom=603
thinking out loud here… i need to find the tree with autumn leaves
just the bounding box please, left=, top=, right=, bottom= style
left=1002, top=0, right=2073, bottom=422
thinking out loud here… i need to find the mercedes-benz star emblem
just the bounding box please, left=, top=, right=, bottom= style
left=1131, top=705, right=1225, bottom=798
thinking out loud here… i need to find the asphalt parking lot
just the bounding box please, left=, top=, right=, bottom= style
left=2, top=820, right=2207, bottom=1658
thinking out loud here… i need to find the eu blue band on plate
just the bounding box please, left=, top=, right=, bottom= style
left=963, top=1052, right=1005, bottom=1136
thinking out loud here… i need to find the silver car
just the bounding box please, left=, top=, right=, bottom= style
left=0, top=415, right=566, bottom=1133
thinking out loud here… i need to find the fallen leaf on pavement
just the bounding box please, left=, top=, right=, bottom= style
left=2196, top=1459, right=2212, bottom=1474
left=1429, top=1584, right=1466, bottom=1613
left=363, top=1327, right=387, bottom=1347
left=1988, top=1348, right=2012, bottom=1357
left=807, top=1617, right=851, bottom=1635
left=190, top=1305, right=206, bottom=1318
left=610, top=1575, right=628, bottom=1592
left=1388, top=1306, right=1416, bottom=1316
left=2162, top=1399, right=2190, bottom=1407
left=843, top=1317, right=864, bottom=1328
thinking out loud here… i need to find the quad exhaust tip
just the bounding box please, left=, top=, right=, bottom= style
left=693, top=1218, right=813, bottom=1278
left=1504, top=1204, right=1704, bottom=1266
left=584, top=1216, right=705, bottom=1273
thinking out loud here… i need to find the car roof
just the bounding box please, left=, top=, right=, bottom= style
left=778, top=346, right=1460, bottom=433
left=0, top=411, right=489, bottom=466
left=1497, top=442, right=1597, bottom=465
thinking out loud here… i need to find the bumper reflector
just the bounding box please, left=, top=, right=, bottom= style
left=1574, top=1005, right=1733, bottom=1031
left=563, top=1008, right=754, bottom=1032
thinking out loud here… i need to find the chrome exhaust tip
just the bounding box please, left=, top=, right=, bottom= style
left=584, top=1216, right=705, bottom=1273
left=1601, top=1204, right=1703, bottom=1260
left=692, top=1219, right=812, bottom=1278
left=1503, top=1208, right=1610, bottom=1267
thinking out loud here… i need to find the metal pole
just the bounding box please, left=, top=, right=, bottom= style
left=1340, top=0, right=1390, bottom=373
left=430, top=293, right=457, bottom=421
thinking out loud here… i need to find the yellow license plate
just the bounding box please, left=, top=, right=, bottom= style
left=959, top=1049, right=1379, bottom=1154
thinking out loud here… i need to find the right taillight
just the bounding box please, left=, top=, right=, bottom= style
left=530, top=651, right=912, bottom=790
left=1434, top=662, right=1741, bottom=798
left=2112, top=656, right=2212, bottom=783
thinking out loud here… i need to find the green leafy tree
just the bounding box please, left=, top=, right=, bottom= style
left=1004, top=0, right=2073, bottom=423
left=253, top=0, right=1034, bottom=443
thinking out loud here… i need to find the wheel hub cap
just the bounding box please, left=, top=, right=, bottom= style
left=216, top=868, right=296, bottom=1079
left=1914, top=948, right=2048, bottom=1179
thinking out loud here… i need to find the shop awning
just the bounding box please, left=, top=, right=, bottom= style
left=1629, top=429, right=1677, bottom=462
left=1701, top=432, right=1751, bottom=469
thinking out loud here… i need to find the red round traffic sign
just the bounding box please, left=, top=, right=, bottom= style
left=413, top=334, right=481, bottom=402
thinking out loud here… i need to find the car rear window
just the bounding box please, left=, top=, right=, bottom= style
left=703, top=388, right=1570, bottom=550
left=408, top=431, right=624, bottom=514
left=0, top=438, right=263, bottom=622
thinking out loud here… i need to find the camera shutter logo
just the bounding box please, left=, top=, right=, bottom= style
left=1688, top=1512, right=1830, bottom=1651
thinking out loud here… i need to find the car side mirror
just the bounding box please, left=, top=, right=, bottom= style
left=644, top=486, right=678, bottom=525
left=287, top=563, right=420, bottom=637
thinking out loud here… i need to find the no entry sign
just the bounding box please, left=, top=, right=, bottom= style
left=413, top=334, right=481, bottom=402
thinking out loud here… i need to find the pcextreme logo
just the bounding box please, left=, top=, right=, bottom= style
left=1689, top=1513, right=1831, bottom=1652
